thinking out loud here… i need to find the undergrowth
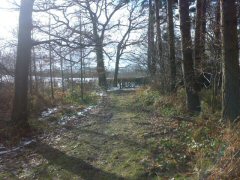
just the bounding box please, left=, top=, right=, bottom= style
left=131, top=87, right=240, bottom=179
left=63, top=87, right=99, bottom=105
left=132, top=87, right=186, bottom=116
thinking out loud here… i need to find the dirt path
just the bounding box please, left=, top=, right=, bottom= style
left=0, top=90, right=194, bottom=179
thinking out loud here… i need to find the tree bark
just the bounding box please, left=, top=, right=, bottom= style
left=179, top=0, right=201, bottom=112
left=167, top=0, right=176, bottom=92
left=221, top=0, right=240, bottom=121
left=11, top=0, right=34, bottom=135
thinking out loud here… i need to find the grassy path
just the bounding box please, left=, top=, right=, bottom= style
left=1, top=90, right=195, bottom=179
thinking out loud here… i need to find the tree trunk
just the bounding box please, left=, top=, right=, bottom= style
left=70, top=55, right=74, bottom=94
left=32, top=47, right=38, bottom=92
left=147, top=0, right=156, bottom=78
left=155, top=0, right=165, bottom=91
left=86, top=1, right=107, bottom=89
left=96, top=38, right=107, bottom=88
left=48, top=15, right=54, bottom=100
left=221, top=0, right=240, bottom=121
left=113, top=44, right=121, bottom=87
left=194, top=0, right=207, bottom=74
left=167, top=0, right=176, bottom=92
left=214, top=0, right=221, bottom=57
left=211, top=0, right=221, bottom=112
left=11, top=0, right=34, bottom=135
left=29, top=57, right=33, bottom=95
left=79, top=14, right=84, bottom=100
left=80, top=49, right=84, bottom=100
left=60, top=48, right=64, bottom=93
left=179, top=0, right=201, bottom=112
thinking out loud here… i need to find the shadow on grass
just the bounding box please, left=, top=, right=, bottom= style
left=35, top=142, right=125, bottom=180
left=79, top=129, right=147, bottom=150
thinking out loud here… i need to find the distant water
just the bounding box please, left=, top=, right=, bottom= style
left=0, top=75, right=98, bottom=87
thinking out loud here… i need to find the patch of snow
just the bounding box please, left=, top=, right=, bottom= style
left=77, top=112, right=85, bottom=116
left=0, top=139, right=36, bottom=156
left=0, top=150, right=10, bottom=155
left=21, top=139, right=36, bottom=146
left=96, top=91, right=107, bottom=97
left=107, top=86, right=139, bottom=92
left=41, top=107, right=58, bottom=118
left=58, top=116, right=71, bottom=125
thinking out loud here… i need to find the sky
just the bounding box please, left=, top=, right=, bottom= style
left=0, top=0, right=19, bottom=41
left=0, top=0, right=147, bottom=70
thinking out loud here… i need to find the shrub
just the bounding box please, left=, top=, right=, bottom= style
left=63, top=86, right=98, bottom=105
left=133, top=88, right=160, bottom=111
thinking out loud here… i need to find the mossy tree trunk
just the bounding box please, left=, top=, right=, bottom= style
left=221, top=0, right=240, bottom=121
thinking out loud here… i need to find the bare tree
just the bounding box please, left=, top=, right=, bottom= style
left=83, top=0, right=127, bottom=88
left=113, top=3, right=145, bottom=87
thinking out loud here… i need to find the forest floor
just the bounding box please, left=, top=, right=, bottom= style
left=0, top=89, right=228, bottom=179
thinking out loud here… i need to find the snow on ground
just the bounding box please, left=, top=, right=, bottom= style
left=107, top=86, right=140, bottom=92
left=0, top=139, right=36, bottom=156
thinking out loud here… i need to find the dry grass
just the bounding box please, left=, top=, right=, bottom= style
left=0, top=83, right=13, bottom=120
left=207, top=122, right=240, bottom=179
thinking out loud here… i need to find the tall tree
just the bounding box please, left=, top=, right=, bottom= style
left=167, top=0, right=176, bottom=92
left=11, top=0, right=34, bottom=136
left=179, top=0, right=201, bottom=112
left=221, top=0, right=240, bottom=121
